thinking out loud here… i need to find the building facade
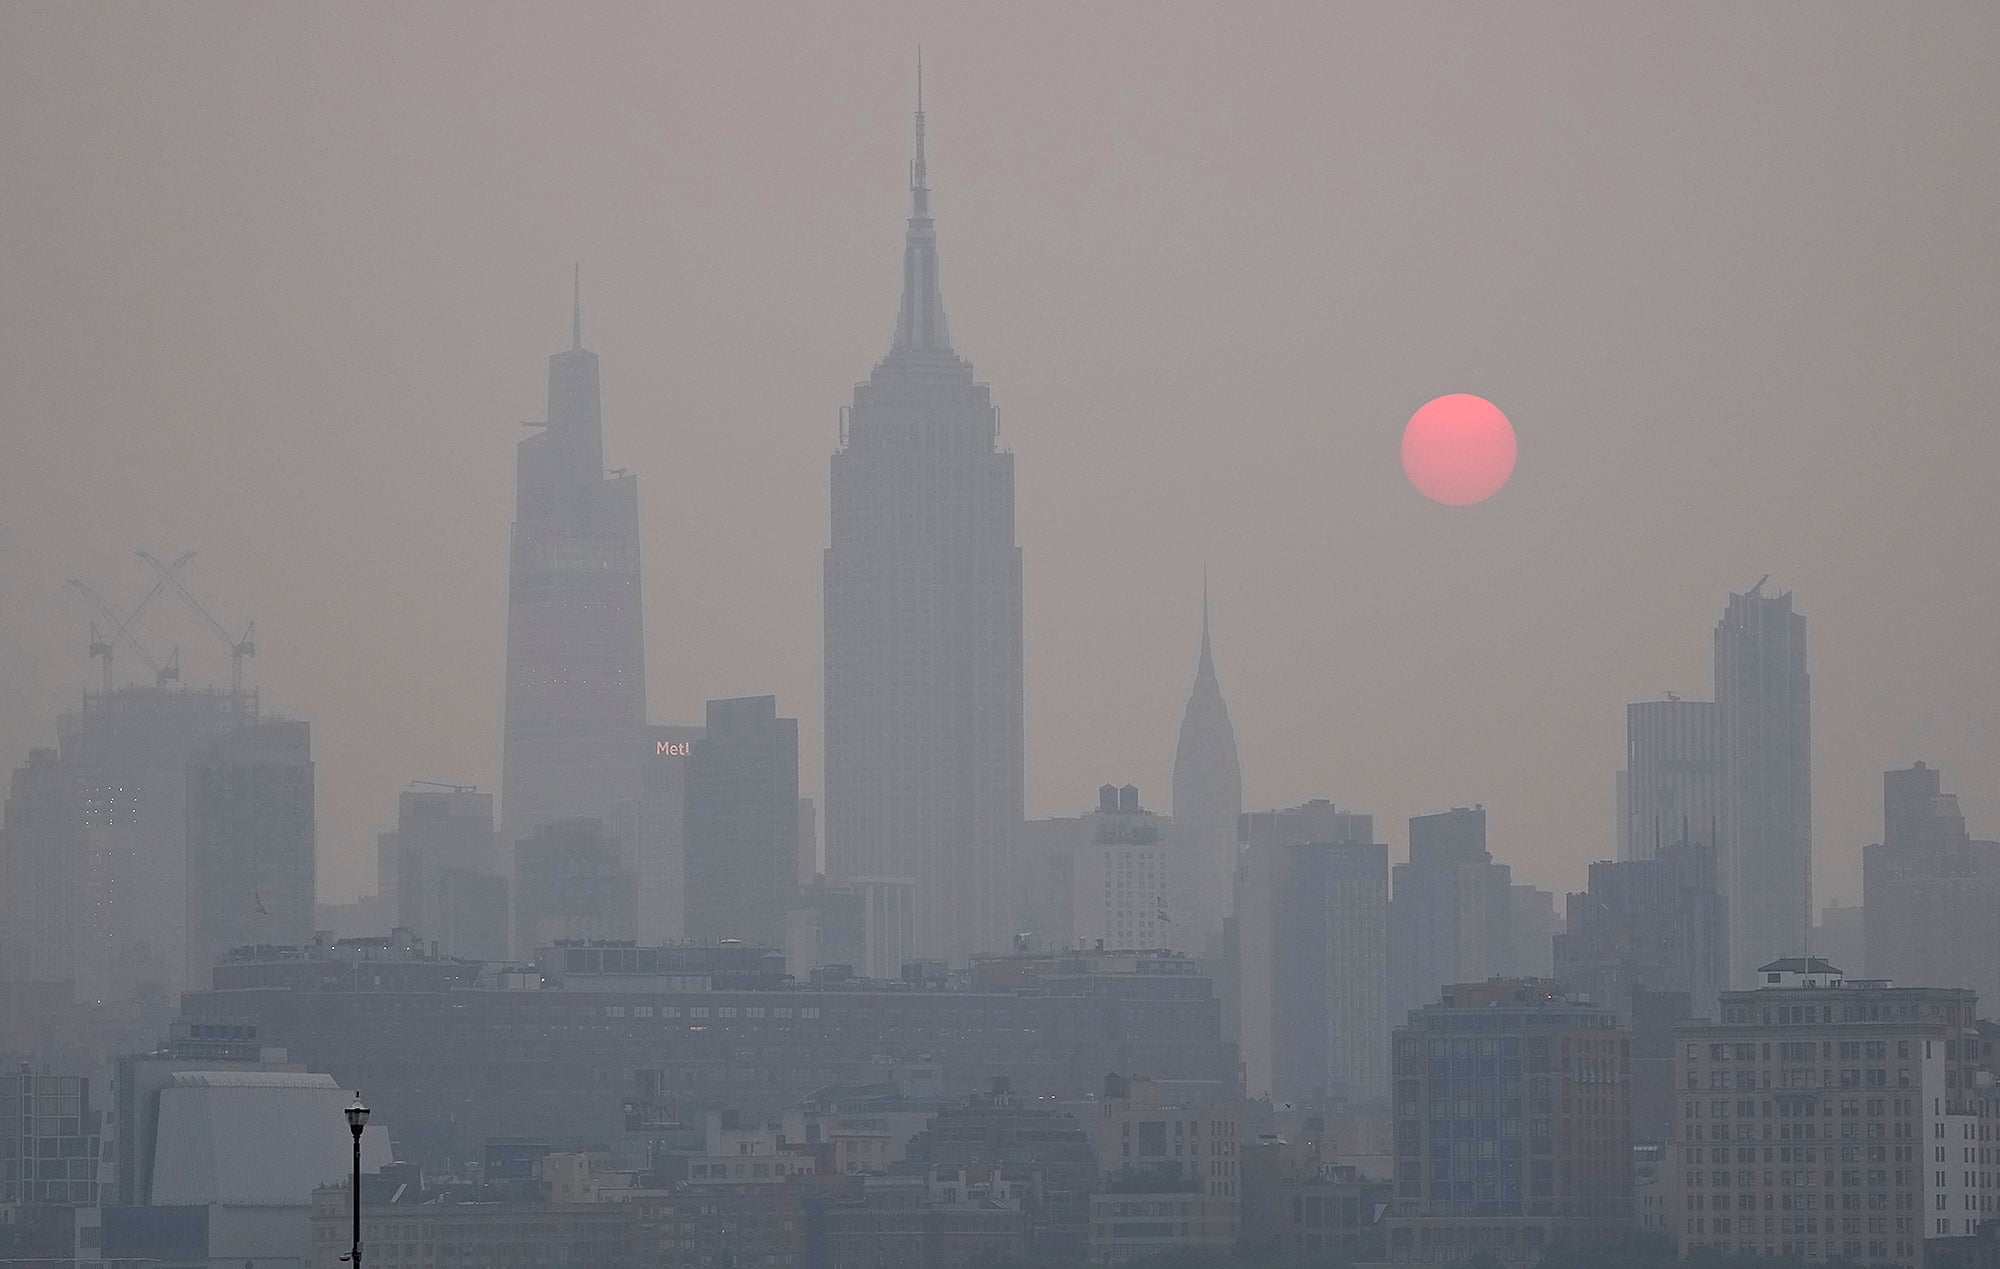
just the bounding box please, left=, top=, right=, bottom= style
left=0, top=749, right=81, bottom=984
left=1070, top=785, right=1174, bottom=953
left=823, top=85, right=1023, bottom=964
left=1236, top=800, right=1389, bottom=1110
left=512, top=818, right=637, bottom=955
left=1669, top=959, right=1996, bottom=1268
left=379, top=784, right=504, bottom=961
left=1388, top=979, right=1634, bottom=1264
left=1623, top=696, right=1723, bottom=862
left=1716, top=582, right=1811, bottom=985
left=1390, top=806, right=1519, bottom=1025
left=184, top=718, right=315, bottom=985
left=500, top=282, right=646, bottom=847
left=685, top=696, right=800, bottom=948
left=1865, top=763, right=2000, bottom=1008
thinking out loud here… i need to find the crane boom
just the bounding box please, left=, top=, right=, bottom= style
left=136, top=550, right=255, bottom=696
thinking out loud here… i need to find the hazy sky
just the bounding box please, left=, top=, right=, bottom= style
left=3, top=3, right=1995, bottom=907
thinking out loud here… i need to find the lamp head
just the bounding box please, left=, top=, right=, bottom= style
left=345, top=1093, right=369, bottom=1136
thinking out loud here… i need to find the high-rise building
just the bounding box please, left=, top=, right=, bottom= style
left=1170, top=592, right=1243, bottom=958
left=684, top=696, right=800, bottom=947
left=1715, top=581, right=1810, bottom=984
left=378, top=785, right=504, bottom=961
left=0, top=1067, right=101, bottom=1205
left=1622, top=697, right=1723, bottom=861
left=1236, top=800, right=1389, bottom=1110
left=1386, top=979, right=1634, bottom=1264
left=823, top=80, right=1023, bottom=964
left=60, top=684, right=249, bottom=1002
left=501, top=279, right=646, bottom=846
left=1509, top=883, right=1561, bottom=979
left=0, top=749, right=82, bottom=983
left=1389, top=807, right=1518, bottom=1024
left=635, top=724, right=702, bottom=944
left=512, top=818, right=636, bottom=956
left=1070, top=784, right=1174, bottom=953
left=1553, top=835, right=1727, bottom=1143
left=184, top=719, right=314, bottom=985
left=1668, top=960, right=1995, bottom=1266
left=1864, top=762, right=2000, bottom=1005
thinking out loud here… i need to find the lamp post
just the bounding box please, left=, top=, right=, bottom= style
left=343, top=1093, right=369, bottom=1268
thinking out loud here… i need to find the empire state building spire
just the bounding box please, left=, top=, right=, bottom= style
left=891, top=53, right=952, bottom=356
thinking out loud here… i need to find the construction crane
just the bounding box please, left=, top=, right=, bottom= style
left=67, top=559, right=189, bottom=691
left=409, top=781, right=480, bottom=794
left=136, top=550, right=255, bottom=698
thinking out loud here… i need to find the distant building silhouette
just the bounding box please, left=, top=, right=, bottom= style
left=1070, top=784, right=1172, bottom=953
left=1235, top=799, right=1389, bottom=1110
left=501, top=277, right=646, bottom=848
left=1170, top=590, right=1243, bottom=959
left=823, top=81, right=1023, bottom=963
left=1715, top=581, right=1810, bottom=984
left=635, top=723, right=703, bottom=943
left=379, top=785, right=506, bottom=962
left=1620, top=697, right=1722, bottom=861
left=685, top=696, right=800, bottom=948
left=1388, top=806, right=1517, bottom=1024
left=184, top=718, right=315, bottom=983
left=1864, top=762, right=2000, bottom=1003
left=512, top=818, right=635, bottom=955
left=0, top=749, right=81, bottom=984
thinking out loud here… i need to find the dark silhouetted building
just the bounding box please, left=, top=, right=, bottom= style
left=686, top=696, right=800, bottom=947
left=1388, top=979, right=1633, bottom=1264
left=823, top=83, right=1023, bottom=964
left=0, top=748, right=81, bottom=984
left=501, top=280, right=646, bottom=846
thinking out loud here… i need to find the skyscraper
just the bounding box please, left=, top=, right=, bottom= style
left=1620, top=697, right=1722, bottom=861
left=1388, top=806, right=1517, bottom=1024
left=0, top=749, right=81, bottom=984
left=1864, top=762, right=2000, bottom=1005
left=823, top=77, right=1023, bottom=963
left=1714, top=581, right=1809, bottom=984
left=1170, top=591, right=1243, bottom=957
left=685, top=695, right=800, bottom=947
left=501, top=278, right=646, bottom=845
left=1235, top=799, right=1389, bottom=1109
left=379, top=785, right=506, bottom=962
left=184, top=719, right=315, bottom=984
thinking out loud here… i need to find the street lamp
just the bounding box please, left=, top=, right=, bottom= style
left=342, top=1093, right=369, bottom=1268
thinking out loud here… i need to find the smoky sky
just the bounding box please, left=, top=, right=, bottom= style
left=2, top=2, right=1995, bottom=908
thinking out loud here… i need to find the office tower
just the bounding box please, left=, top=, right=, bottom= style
left=1715, top=581, right=1810, bottom=984
left=1553, top=835, right=1727, bottom=1143
left=378, top=784, right=504, bottom=960
left=1669, top=960, right=1994, bottom=1265
left=1864, top=762, right=2000, bottom=1004
left=501, top=279, right=646, bottom=843
left=1236, top=800, right=1389, bottom=1110
left=684, top=696, right=800, bottom=947
left=797, top=797, right=818, bottom=885
left=0, top=1068, right=101, bottom=1205
left=0, top=749, right=81, bottom=983
left=823, top=80, right=1023, bottom=964
left=512, top=818, right=636, bottom=956
left=1509, top=883, right=1560, bottom=979
left=636, top=724, right=702, bottom=943
left=1070, top=784, right=1174, bottom=952
left=60, top=684, right=247, bottom=1002
left=1171, top=592, right=1243, bottom=958
left=1389, top=807, right=1517, bottom=1024
left=1622, top=697, right=1723, bottom=861
left=184, top=719, right=314, bottom=983
left=1386, top=980, right=1633, bottom=1263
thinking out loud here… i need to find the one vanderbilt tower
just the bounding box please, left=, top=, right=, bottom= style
left=502, top=278, right=646, bottom=844
left=824, top=73, right=1024, bottom=963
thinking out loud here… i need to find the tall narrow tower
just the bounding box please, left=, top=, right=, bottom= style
left=823, top=71, right=1024, bottom=963
left=1714, top=580, right=1810, bottom=985
left=501, top=276, right=647, bottom=844
left=1170, top=588, right=1242, bottom=955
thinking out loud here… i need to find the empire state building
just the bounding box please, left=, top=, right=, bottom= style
left=823, top=79, right=1024, bottom=963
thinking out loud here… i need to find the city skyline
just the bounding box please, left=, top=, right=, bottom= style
left=3, top=6, right=1998, bottom=912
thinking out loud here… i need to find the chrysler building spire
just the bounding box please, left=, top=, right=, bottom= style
left=892, top=52, right=952, bottom=355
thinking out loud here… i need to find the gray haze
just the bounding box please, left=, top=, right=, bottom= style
left=2, top=2, right=1996, bottom=910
